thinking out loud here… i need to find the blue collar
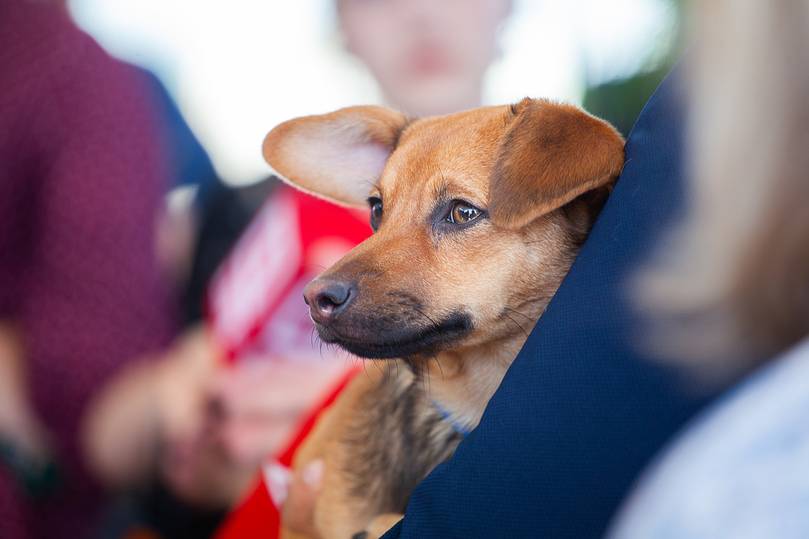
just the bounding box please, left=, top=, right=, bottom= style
left=432, top=399, right=472, bottom=437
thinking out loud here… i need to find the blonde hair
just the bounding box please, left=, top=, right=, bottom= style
left=640, top=1, right=809, bottom=379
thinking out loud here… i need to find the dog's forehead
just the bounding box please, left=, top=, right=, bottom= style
left=378, top=105, right=510, bottom=199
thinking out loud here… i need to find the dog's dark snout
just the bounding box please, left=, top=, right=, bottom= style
left=303, top=279, right=354, bottom=322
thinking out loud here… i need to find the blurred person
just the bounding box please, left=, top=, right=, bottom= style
left=609, top=2, right=809, bottom=537
left=338, top=0, right=512, bottom=117
left=0, top=1, right=179, bottom=537
left=0, top=2, right=270, bottom=538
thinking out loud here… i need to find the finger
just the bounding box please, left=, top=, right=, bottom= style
left=283, top=460, right=323, bottom=536
left=218, top=416, right=298, bottom=464
left=211, top=361, right=350, bottom=418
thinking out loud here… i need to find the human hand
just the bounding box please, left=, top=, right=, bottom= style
left=156, top=339, right=350, bottom=508
left=82, top=325, right=218, bottom=491
left=207, top=359, right=350, bottom=464
left=153, top=328, right=255, bottom=507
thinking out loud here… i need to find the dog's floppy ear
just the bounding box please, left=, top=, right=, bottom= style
left=489, top=98, right=624, bottom=229
left=262, top=106, right=408, bottom=207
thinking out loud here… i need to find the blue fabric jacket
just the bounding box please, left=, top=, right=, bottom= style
left=382, top=72, right=723, bottom=538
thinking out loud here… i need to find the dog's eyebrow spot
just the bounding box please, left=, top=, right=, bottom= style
left=431, top=175, right=486, bottom=206
left=432, top=180, right=449, bottom=204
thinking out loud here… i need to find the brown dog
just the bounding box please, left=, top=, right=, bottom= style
left=262, top=98, right=624, bottom=538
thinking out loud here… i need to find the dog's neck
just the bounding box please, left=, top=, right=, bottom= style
left=416, top=335, right=528, bottom=429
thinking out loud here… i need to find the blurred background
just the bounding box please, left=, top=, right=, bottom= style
left=69, top=0, right=682, bottom=186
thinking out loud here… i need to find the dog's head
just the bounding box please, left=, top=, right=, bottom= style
left=263, top=99, right=623, bottom=359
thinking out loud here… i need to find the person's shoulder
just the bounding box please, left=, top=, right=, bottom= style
left=610, top=339, right=809, bottom=538
left=0, top=3, right=87, bottom=67
left=0, top=3, right=147, bottom=112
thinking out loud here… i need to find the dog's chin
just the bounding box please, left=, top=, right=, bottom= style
left=315, top=312, right=473, bottom=359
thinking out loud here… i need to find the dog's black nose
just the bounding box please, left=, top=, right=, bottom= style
left=303, top=279, right=354, bottom=322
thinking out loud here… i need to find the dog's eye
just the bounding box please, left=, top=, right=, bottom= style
left=446, top=201, right=483, bottom=225
left=368, top=196, right=383, bottom=231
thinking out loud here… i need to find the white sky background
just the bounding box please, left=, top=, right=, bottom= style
left=68, top=0, right=675, bottom=185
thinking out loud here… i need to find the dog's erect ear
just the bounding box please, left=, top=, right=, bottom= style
left=262, top=106, right=408, bottom=207
left=488, top=98, right=625, bottom=229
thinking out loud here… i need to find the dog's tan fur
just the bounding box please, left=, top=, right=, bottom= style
left=264, top=99, right=623, bottom=538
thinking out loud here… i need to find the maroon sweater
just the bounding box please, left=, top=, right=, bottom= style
left=0, top=2, right=175, bottom=537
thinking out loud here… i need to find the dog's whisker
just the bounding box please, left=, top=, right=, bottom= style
left=433, top=356, right=445, bottom=381
left=510, top=295, right=547, bottom=311
left=372, top=360, right=388, bottom=382
left=360, top=178, right=377, bottom=190
left=504, top=307, right=534, bottom=322
left=502, top=311, right=528, bottom=339
left=417, top=361, right=429, bottom=394
left=412, top=305, right=439, bottom=329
